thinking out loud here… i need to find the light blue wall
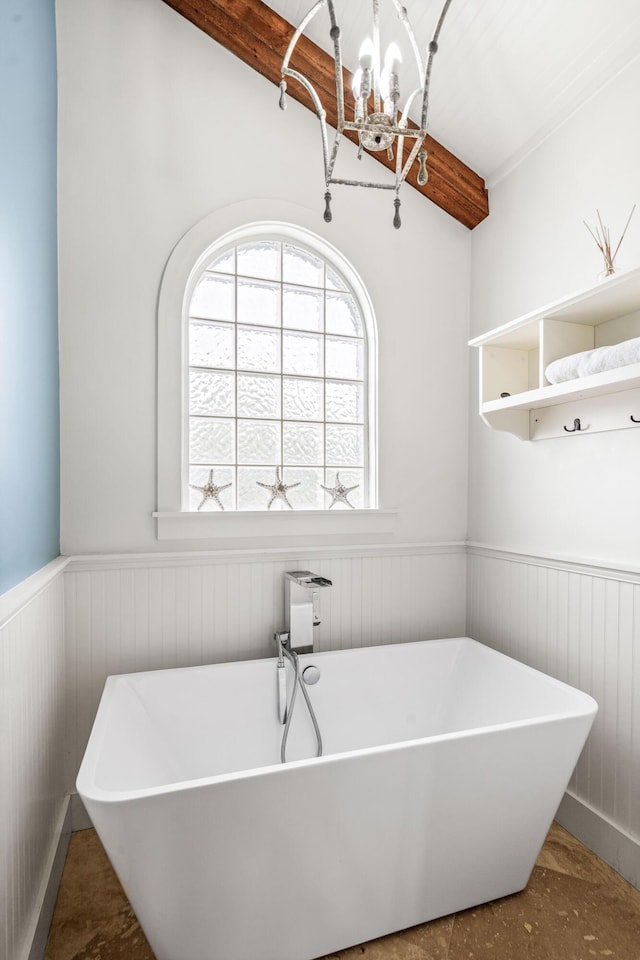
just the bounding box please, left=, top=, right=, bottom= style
left=0, top=0, right=59, bottom=594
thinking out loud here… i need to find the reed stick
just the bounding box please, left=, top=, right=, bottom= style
left=584, top=205, right=636, bottom=274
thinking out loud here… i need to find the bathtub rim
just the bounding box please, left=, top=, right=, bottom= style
left=76, top=636, right=598, bottom=805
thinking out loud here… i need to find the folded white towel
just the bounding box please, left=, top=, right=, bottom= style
left=545, top=336, right=640, bottom=384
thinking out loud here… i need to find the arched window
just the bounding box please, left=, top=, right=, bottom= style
left=184, top=227, right=377, bottom=512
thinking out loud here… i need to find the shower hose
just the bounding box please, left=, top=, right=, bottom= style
left=280, top=645, right=323, bottom=764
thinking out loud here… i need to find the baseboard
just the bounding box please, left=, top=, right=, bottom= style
left=24, top=796, right=71, bottom=960
left=556, top=790, right=640, bottom=890
left=70, top=791, right=93, bottom=832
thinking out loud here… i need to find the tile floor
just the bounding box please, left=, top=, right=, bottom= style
left=45, top=822, right=640, bottom=960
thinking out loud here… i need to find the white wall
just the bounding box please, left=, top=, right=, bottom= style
left=469, top=56, right=640, bottom=565
left=467, top=57, right=640, bottom=883
left=57, top=0, right=471, bottom=557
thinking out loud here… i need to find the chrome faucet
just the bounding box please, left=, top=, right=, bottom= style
left=284, top=570, right=332, bottom=655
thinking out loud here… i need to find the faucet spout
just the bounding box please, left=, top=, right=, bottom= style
left=284, top=570, right=332, bottom=654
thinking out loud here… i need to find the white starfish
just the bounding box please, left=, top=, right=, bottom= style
left=321, top=472, right=359, bottom=509
left=256, top=467, right=301, bottom=510
left=190, top=470, right=232, bottom=511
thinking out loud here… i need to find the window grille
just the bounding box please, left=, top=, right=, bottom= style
left=186, top=236, right=372, bottom=511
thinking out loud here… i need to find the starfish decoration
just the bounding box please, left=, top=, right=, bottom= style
left=256, top=467, right=301, bottom=510
left=321, top=472, right=359, bottom=509
left=190, top=469, right=232, bottom=511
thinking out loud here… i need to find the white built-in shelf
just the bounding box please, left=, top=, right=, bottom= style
left=469, top=266, right=640, bottom=440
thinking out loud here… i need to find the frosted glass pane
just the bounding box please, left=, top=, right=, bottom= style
left=325, top=336, right=364, bottom=380
left=237, top=419, right=281, bottom=464
left=237, top=241, right=281, bottom=281
left=237, top=278, right=281, bottom=328
left=189, top=418, right=235, bottom=464
left=323, top=468, right=364, bottom=508
left=282, top=377, right=323, bottom=421
left=237, top=326, right=281, bottom=373
left=283, top=244, right=324, bottom=287
left=326, top=423, right=364, bottom=466
left=283, top=331, right=323, bottom=377
left=205, top=249, right=235, bottom=274
left=325, top=380, right=363, bottom=422
left=238, top=466, right=281, bottom=511
left=237, top=373, right=281, bottom=419
left=283, top=286, right=323, bottom=332
left=326, top=292, right=362, bottom=336
left=189, top=321, right=235, bottom=369
left=326, top=266, right=347, bottom=291
left=190, top=274, right=234, bottom=321
left=283, top=421, right=324, bottom=465
left=283, top=467, right=324, bottom=509
left=189, top=370, right=235, bottom=416
left=188, top=466, right=235, bottom=511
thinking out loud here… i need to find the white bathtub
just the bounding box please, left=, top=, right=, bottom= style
left=77, top=637, right=596, bottom=960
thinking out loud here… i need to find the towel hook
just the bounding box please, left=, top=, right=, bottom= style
left=563, top=418, right=583, bottom=433
left=631, top=415, right=640, bottom=424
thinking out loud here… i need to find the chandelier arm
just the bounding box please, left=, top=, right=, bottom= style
left=281, top=0, right=328, bottom=73
left=372, top=0, right=381, bottom=114
left=399, top=87, right=423, bottom=129
left=284, top=67, right=332, bottom=181
left=342, top=119, right=421, bottom=138
left=420, top=0, right=454, bottom=131
left=394, top=125, right=406, bottom=190
left=326, top=130, right=343, bottom=183
left=389, top=0, right=427, bottom=89
left=326, top=1, right=345, bottom=131
left=328, top=178, right=397, bottom=190
left=397, top=136, right=424, bottom=187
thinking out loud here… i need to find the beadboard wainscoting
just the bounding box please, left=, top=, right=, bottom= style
left=467, top=544, right=640, bottom=888
left=64, top=543, right=466, bottom=797
left=0, top=559, right=68, bottom=960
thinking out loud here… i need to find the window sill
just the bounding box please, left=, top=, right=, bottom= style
left=153, top=509, right=398, bottom=541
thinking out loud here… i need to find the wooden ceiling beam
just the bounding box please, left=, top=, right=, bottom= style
left=161, top=0, right=489, bottom=229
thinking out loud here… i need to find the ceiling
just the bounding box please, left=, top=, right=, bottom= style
left=266, top=0, right=640, bottom=185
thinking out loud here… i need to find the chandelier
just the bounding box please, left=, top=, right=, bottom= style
left=279, top=0, right=454, bottom=228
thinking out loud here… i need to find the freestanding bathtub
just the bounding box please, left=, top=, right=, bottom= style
left=77, top=637, right=597, bottom=960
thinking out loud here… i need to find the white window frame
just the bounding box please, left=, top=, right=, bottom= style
left=155, top=209, right=396, bottom=542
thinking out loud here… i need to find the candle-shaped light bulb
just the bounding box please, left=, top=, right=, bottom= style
left=352, top=67, right=363, bottom=100
left=379, top=68, right=391, bottom=101
left=384, top=42, right=402, bottom=74
left=358, top=37, right=374, bottom=71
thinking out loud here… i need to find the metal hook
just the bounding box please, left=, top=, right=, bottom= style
left=631, top=415, right=640, bottom=423
left=563, top=418, right=582, bottom=433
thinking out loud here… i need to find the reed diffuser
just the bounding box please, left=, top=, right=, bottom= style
left=584, top=205, right=636, bottom=279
